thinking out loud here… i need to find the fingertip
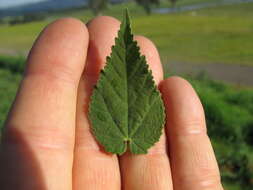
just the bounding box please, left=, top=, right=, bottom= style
left=87, top=16, right=120, bottom=27
left=49, top=17, right=88, bottom=34
left=160, top=76, right=206, bottom=134
left=27, top=17, right=89, bottom=82
left=160, top=76, right=191, bottom=91
left=84, top=16, right=120, bottom=78
left=86, top=16, right=120, bottom=43
left=160, top=76, right=199, bottom=104
left=31, top=17, right=89, bottom=55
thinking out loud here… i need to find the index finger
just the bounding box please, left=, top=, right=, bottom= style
left=0, top=18, right=88, bottom=189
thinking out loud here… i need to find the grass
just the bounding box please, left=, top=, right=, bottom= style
left=0, top=2, right=253, bottom=65
left=132, top=12, right=253, bottom=65
left=0, top=21, right=49, bottom=54
left=0, top=54, right=26, bottom=73
left=189, top=76, right=253, bottom=189
left=0, top=69, right=21, bottom=127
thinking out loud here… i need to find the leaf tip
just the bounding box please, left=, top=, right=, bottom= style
left=123, top=8, right=130, bottom=26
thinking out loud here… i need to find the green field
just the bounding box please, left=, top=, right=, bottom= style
left=1, top=2, right=253, bottom=65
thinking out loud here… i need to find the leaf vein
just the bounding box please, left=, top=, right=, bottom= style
left=130, top=95, right=160, bottom=138
left=98, top=91, right=126, bottom=138
left=132, top=141, right=147, bottom=153
left=103, top=74, right=124, bottom=101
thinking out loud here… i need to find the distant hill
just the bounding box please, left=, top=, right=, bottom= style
left=0, top=0, right=88, bottom=18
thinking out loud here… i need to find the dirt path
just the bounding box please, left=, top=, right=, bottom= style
left=1, top=49, right=253, bottom=86
left=153, top=0, right=253, bottom=14
left=0, top=48, right=28, bottom=56
left=164, top=62, right=253, bottom=86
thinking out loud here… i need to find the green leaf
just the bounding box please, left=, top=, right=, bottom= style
left=89, top=10, right=165, bottom=155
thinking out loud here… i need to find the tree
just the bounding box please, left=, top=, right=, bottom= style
left=169, top=0, right=177, bottom=8
left=135, top=0, right=159, bottom=15
left=89, top=0, right=108, bottom=15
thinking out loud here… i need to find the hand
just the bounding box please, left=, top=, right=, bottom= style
left=0, top=16, right=224, bottom=190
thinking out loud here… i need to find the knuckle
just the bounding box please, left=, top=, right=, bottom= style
left=193, top=174, right=222, bottom=189
left=173, top=120, right=207, bottom=136
left=147, top=134, right=168, bottom=156
left=177, top=172, right=222, bottom=189
left=3, top=125, right=74, bottom=153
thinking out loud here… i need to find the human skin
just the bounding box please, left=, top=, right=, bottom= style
left=0, top=16, right=224, bottom=190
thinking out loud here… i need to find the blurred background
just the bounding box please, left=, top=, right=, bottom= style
left=0, top=0, right=253, bottom=189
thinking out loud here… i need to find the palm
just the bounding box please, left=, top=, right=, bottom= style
left=0, top=16, right=223, bottom=190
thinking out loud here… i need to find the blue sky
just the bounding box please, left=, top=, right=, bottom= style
left=0, top=0, right=47, bottom=9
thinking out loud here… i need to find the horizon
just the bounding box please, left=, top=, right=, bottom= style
left=0, top=0, right=48, bottom=9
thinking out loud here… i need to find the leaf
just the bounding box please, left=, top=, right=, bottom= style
left=88, top=10, right=165, bottom=155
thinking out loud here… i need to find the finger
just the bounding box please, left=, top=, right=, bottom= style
left=160, top=76, right=223, bottom=190
left=73, top=16, right=121, bottom=190
left=0, top=18, right=88, bottom=189
left=119, top=36, right=173, bottom=190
